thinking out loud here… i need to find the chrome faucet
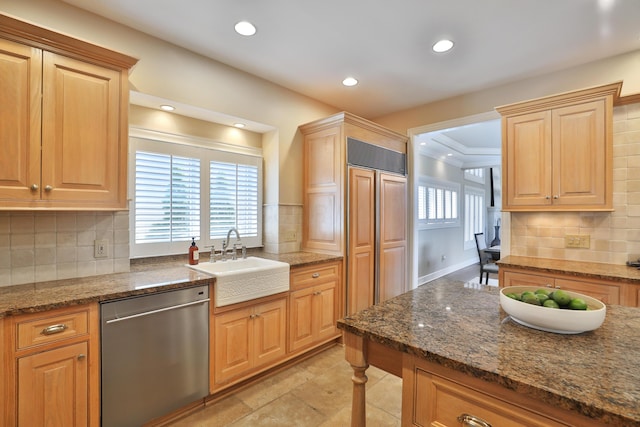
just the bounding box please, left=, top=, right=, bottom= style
left=222, top=228, right=244, bottom=261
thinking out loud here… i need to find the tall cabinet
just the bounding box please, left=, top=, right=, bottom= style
left=0, top=14, right=138, bottom=210
left=300, top=113, right=408, bottom=316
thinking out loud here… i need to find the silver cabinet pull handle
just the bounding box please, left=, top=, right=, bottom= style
left=41, top=324, right=68, bottom=335
left=77, top=354, right=86, bottom=360
left=312, top=273, right=320, bottom=278
left=457, top=413, right=492, bottom=427
left=44, top=185, right=53, bottom=192
left=30, top=184, right=39, bottom=191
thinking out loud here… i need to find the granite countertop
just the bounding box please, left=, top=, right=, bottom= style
left=337, top=278, right=640, bottom=426
left=0, top=250, right=341, bottom=318
left=499, top=255, right=640, bottom=284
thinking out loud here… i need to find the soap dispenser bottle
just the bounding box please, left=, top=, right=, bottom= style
left=189, top=237, right=199, bottom=265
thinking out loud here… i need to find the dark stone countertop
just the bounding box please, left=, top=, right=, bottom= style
left=337, top=278, right=640, bottom=426
left=0, top=250, right=342, bottom=318
left=499, top=255, right=640, bottom=284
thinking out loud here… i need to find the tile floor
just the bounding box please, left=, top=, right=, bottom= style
left=169, top=265, right=481, bottom=427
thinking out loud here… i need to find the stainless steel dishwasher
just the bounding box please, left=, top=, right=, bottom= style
left=100, top=285, right=209, bottom=427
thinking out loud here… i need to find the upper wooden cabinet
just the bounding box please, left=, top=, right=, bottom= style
left=0, top=15, right=138, bottom=210
left=496, top=82, right=622, bottom=211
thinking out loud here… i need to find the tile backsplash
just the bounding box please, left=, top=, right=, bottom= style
left=0, top=211, right=130, bottom=287
left=510, top=102, right=640, bottom=264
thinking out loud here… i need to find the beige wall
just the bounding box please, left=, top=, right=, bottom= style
left=375, top=49, right=640, bottom=135
left=509, top=102, right=640, bottom=265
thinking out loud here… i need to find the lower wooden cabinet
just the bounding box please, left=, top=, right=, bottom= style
left=402, top=355, right=602, bottom=427
left=500, top=268, right=623, bottom=305
left=18, top=342, right=89, bottom=426
left=289, top=261, right=341, bottom=353
left=3, top=303, right=99, bottom=427
left=212, top=295, right=287, bottom=389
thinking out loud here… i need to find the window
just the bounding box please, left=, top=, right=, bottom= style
left=417, top=177, right=460, bottom=229
left=464, top=168, right=485, bottom=184
left=464, top=186, right=485, bottom=250
left=130, top=132, right=262, bottom=258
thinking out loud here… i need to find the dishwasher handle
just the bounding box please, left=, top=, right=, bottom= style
left=105, top=298, right=210, bottom=324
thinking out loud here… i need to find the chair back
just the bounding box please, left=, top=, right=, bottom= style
left=474, top=233, right=487, bottom=261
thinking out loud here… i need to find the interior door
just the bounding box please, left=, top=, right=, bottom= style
left=347, top=167, right=375, bottom=315
left=378, top=172, right=407, bottom=303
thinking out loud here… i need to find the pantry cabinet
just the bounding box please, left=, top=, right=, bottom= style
left=212, top=295, right=287, bottom=389
left=496, top=82, right=621, bottom=211
left=500, top=269, right=623, bottom=305
left=300, top=113, right=408, bottom=315
left=289, top=261, right=341, bottom=353
left=0, top=15, right=137, bottom=210
left=2, top=303, right=100, bottom=427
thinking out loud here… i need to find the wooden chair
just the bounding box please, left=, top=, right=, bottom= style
left=474, top=232, right=499, bottom=284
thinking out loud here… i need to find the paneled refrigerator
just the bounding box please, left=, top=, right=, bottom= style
left=347, top=137, right=407, bottom=315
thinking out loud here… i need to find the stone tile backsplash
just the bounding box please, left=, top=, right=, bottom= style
left=0, top=211, right=130, bottom=287
left=510, top=102, right=640, bottom=264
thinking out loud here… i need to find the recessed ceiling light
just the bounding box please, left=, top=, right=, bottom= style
left=447, top=153, right=453, bottom=156
left=432, top=39, right=454, bottom=53
left=235, top=21, right=257, bottom=36
left=234, top=123, right=246, bottom=128
left=160, top=104, right=175, bottom=111
left=342, top=77, right=358, bottom=87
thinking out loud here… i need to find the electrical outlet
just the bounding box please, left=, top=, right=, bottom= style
left=94, top=239, right=109, bottom=258
left=284, top=231, right=297, bottom=242
left=564, top=234, right=590, bottom=249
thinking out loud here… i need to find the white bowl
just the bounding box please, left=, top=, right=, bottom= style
left=500, top=286, right=606, bottom=334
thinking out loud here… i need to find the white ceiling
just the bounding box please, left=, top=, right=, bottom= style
left=62, top=0, right=640, bottom=161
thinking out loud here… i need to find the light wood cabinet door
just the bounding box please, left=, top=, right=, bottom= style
left=17, top=342, right=88, bottom=427
left=504, top=111, right=552, bottom=207
left=213, top=297, right=287, bottom=386
left=289, top=281, right=337, bottom=352
left=348, top=167, right=375, bottom=314
left=378, top=172, right=407, bottom=303
left=552, top=100, right=607, bottom=207
left=303, top=126, right=343, bottom=253
left=213, top=306, right=252, bottom=384
left=41, top=52, right=124, bottom=207
left=0, top=38, right=42, bottom=202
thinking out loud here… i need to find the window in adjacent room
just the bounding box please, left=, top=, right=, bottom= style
left=130, top=134, right=262, bottom=258
left=463, top=185, right=485, bottom=250
left=418, top=177, right=460, bottom=229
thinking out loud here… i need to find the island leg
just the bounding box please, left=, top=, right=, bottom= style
left=344, top=332, right=369, bottom=427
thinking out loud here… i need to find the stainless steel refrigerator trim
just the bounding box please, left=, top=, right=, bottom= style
left=100, top=285, right=209, bottom=427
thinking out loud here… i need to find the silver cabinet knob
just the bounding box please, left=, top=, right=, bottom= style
left=30, top=184, right=39, bottom=191
left=44, top=185, right=53, bottom=192
left=77, top=354, right=86, bottom=360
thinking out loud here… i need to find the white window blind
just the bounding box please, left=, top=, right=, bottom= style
left=134, top=152, right=200, bottom=244
left=129, top=132, right=263, bottom=258
left=464, top=186, right=485, bottom=250
left=210, top=162, right=259, bottom=239
left=418, top=177, right=460, bottom=229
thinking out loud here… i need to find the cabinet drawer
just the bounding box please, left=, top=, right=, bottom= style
left=290, top=262, right=339, bottom=290
left=16, top=308, right=89, bottom=350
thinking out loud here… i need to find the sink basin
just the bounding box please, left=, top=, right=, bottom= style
left=188, top=257, right=289, bottom=307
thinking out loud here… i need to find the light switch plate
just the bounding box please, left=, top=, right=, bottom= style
left=94, top=239, right=109, bottom=258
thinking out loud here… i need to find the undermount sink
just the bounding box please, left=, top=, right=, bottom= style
left=188, top=257, right=290, bottom=307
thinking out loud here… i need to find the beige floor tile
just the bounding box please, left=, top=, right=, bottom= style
left=229, top=394, right=326, bottom=427
left=319, top=403, right=401, bottom=427
left=234, top=364, right=314, bottom=410
left=170, top=395, right=251, bottom=427
left=290, top=378, right=352, bottom=418
left=367, top=373, right=403, bottom=419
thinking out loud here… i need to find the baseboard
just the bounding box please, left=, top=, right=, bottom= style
left=417, top=258, right=478, bottom=286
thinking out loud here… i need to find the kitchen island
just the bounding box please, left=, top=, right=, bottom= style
left=337, top=278, right=640, bottom=426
